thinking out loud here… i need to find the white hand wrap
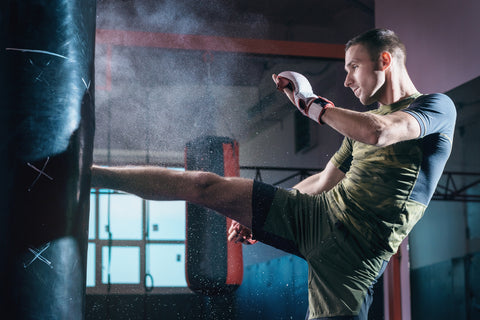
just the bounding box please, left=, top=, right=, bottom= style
left=277, top=71, right=334, bottom=124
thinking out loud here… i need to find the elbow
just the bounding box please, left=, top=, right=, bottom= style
left=364, top=131, right=381, bottom=146
left=189, top=171, right=221, bottom=204
left=364, top=123, right=389, bottom=147
left=360, top=114, right=399, bottom=147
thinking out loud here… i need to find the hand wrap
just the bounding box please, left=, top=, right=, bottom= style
left=277, top=71, right=335, bottom=124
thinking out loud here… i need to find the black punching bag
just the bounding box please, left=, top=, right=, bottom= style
left=1, top=0, right=96, bottom=318
left=185, top=136, right=243, bottom=296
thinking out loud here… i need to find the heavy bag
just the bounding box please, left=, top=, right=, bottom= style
left=1, top=0, right=96, bottom=318
left=185, top=136, right=243, bottom=295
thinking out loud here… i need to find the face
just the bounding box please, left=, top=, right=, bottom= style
left=344, top=44, right=386, bottom=105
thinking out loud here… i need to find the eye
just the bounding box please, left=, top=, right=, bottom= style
left=345, top=63, right=359, bottom=74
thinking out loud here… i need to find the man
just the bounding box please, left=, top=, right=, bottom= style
left=91, top=29, right=456, bottom=319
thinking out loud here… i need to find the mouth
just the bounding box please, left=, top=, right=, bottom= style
left=353, top=88, right=360, bottom=97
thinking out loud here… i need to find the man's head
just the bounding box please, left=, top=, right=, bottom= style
left=346, top=28, right=406, bottom=65
left=344, top=29, right=408, bottom=105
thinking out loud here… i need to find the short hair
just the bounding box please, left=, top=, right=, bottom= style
left=346, top=28, right=407, bottom=65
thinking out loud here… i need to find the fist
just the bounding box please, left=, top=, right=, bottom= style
left=273, top=74, right=293, bottom=92
left=272, top=71, right=317, bottom=113
left=228, top=220, right=257, bottom=245
left=273, top=71, right=334, bottom=124
left=272, top=73, right=296, bottom=107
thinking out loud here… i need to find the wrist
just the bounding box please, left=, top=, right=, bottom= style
left=318, top=104, right=333, bottom=124
left=305, top=97, right=335, bottom=124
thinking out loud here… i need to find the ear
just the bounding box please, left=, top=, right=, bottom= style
left=379, top=51, right=392, bottom=71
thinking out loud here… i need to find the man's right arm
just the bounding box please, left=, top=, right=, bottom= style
left=293, top=160, right=345, bottom=195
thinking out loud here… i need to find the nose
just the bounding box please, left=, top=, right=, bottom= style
left=344, top=73, right=352, bottom=88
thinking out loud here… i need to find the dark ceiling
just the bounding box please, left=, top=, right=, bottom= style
left=96, top=0, right=374, bottom=43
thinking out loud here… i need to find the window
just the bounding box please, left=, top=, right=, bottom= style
left=87, top=168, right=189, bottom=294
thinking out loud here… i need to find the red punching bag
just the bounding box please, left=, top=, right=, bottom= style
left=185, top=136, right=243, bottom=296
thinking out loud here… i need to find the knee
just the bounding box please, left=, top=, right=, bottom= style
left=189, top=171, right=223, bottom=203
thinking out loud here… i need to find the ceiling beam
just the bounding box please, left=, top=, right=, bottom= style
left=96, top=29, right=345, bottom=59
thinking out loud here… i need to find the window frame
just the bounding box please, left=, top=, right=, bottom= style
left=87, top=188, right=191, bottom=295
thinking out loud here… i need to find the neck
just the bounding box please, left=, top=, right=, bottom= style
left=378, top=67, right=418, bottom=106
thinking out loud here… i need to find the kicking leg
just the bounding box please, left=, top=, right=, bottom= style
left=91, top=165, right=254, bottom=228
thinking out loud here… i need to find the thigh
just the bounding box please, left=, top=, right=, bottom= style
left=252, top=182, right=304, bottom=258
left=249, top=181, right=325, bottom=258
left=196, top=174, right=254, bottom=228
